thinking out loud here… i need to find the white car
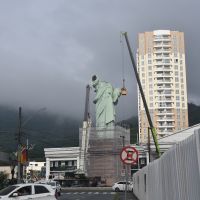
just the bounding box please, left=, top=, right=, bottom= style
left=35, top=180, right=61, bottom=196
left=0, top=183, right=57, bottom=199
left=112, top=181, right=133, bottom=192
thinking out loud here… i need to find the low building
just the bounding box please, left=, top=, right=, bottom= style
left=44, top=147, right=80, bottom=180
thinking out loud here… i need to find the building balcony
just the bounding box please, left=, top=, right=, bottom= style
left=157, top=104, right=173, bottom=109
left=50, top=166, right=77, bottom=172
left=154, top=48, right=171, bottom=53
left=156, top=80, right=173, bottom=84
left=154, top=63, right=172, bottom=72
left=155, top=74, right=172, bottom=78
left=154, top=37, right=170, bottom=42
left=156, top=112, right=174, bottom=116
left=157, top=124, right=175, bottom=128
left=157, top=99, right=173, bottom=103
left=157, top=117, right=175, bottom=122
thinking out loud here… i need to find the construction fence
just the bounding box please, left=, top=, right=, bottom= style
left=132, top=128, right=200, bottom=200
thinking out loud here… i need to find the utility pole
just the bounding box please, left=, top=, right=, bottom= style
left=120, top=135, right=127, bottom=200
left=17, top=107, right=22, bottom=184
left=148, top=128, right=151, bottom=163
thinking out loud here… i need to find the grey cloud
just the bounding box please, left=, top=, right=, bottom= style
left=0, top=0, right=199, bottom=120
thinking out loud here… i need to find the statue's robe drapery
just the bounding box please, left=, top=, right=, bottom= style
left=93, top=80, right=121, bottom=127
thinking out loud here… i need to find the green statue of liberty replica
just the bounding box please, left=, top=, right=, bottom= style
left=92, top=75, right=126, bottom=128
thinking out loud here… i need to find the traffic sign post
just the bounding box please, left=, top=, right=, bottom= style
left=120, top=146, right=139, bottom=165
left=120, top=146, right=139, bottom=200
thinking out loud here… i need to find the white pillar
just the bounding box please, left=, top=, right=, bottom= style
left=46, top=158, right=50, bottom=181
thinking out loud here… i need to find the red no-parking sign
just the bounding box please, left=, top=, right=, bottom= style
left=120, top=146, right=138, bottom=165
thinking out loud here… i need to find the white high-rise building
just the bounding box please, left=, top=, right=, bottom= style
left=137, top=30, right=188, bottom=143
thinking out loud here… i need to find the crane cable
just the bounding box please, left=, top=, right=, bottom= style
left=120, top=32, right=126, bottom=89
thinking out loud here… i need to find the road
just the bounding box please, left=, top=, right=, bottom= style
left=58, top=190, right=138, bottom=200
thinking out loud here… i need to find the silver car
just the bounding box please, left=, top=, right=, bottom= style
left=35, top=180, right=61, bottom=196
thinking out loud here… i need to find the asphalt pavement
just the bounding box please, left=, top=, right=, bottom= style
left=58, top=187, right=139, bottom=200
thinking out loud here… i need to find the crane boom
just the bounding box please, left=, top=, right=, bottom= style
left=122, top=32, right=161, bottom=157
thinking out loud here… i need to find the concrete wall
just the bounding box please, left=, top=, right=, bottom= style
left=132, top=128, right=200, bottom=200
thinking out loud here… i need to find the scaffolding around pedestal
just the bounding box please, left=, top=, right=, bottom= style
left=79, top=125, right=130, bottom=186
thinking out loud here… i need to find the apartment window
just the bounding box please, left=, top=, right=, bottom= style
left=175, top=71, right=179, bottom=76
left=55, top=161, right=58, bottom=167
left=181, top=79, right=184, bottom=83
left=149, top=78, right=152, bottom=82
left=141, top=61, right=144, bottom=65
left=142, top=67, right=145, bottom=72
left=176, top=96, right=180, bottom=100
left=181, top=91, right=184, bottom=95
left=176, top=90, right=179, bottom=94
left=175, top=65, right=178, bottom=70
left=149, top=90, right=153, bottom=95
left=174, top=59, right=178, bottom=63
left=149, top=72, right=152, bottom=76
left=174, top=53, right=178, bottom=57
left=176, top=102, right=180, bottom=107
left=182, top=103, right=185, bottom=107
left=68, top=161, right=72, bottom=166
left=148, top=66, right=152, bottom=70
left=175, top=83, right=179, bottom=88
left=142, top=79, right=145, bottom=84
left=180, top=72, right=183, bottom=77
left=50, top=162, right=53, bottom=167
left=148, top=60, right=152, bottom=64
left=182, top=97, right=185, bottom=101
left=148, top=54, right=151, bottom=58
left=149, top=84, right=153, bottom=89
left=181, top=84, right=184, bottom=89
left=180, top=60, right=183, bottom=64
left=180, top=66, right=183, bottom=71
left=175, top=77, right=179, bottom=82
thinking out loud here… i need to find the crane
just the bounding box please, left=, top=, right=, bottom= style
left=122, top=32, right=161, bottom=158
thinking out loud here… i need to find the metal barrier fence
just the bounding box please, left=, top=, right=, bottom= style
left=132, top=128, right=200, bottom=200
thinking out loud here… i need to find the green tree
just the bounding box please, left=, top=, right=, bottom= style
left=0, top=171, right=8, bottom=189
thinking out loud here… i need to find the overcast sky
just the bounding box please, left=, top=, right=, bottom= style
left=0, top=0, right=199, bottom=121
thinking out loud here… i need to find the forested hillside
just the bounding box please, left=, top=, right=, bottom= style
left=0, top=103, right=199, bottom=160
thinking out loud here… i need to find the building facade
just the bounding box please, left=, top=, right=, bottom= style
left=44, top=147, right=80, bottom=180
left=137, top=30, right=188, bottom=143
